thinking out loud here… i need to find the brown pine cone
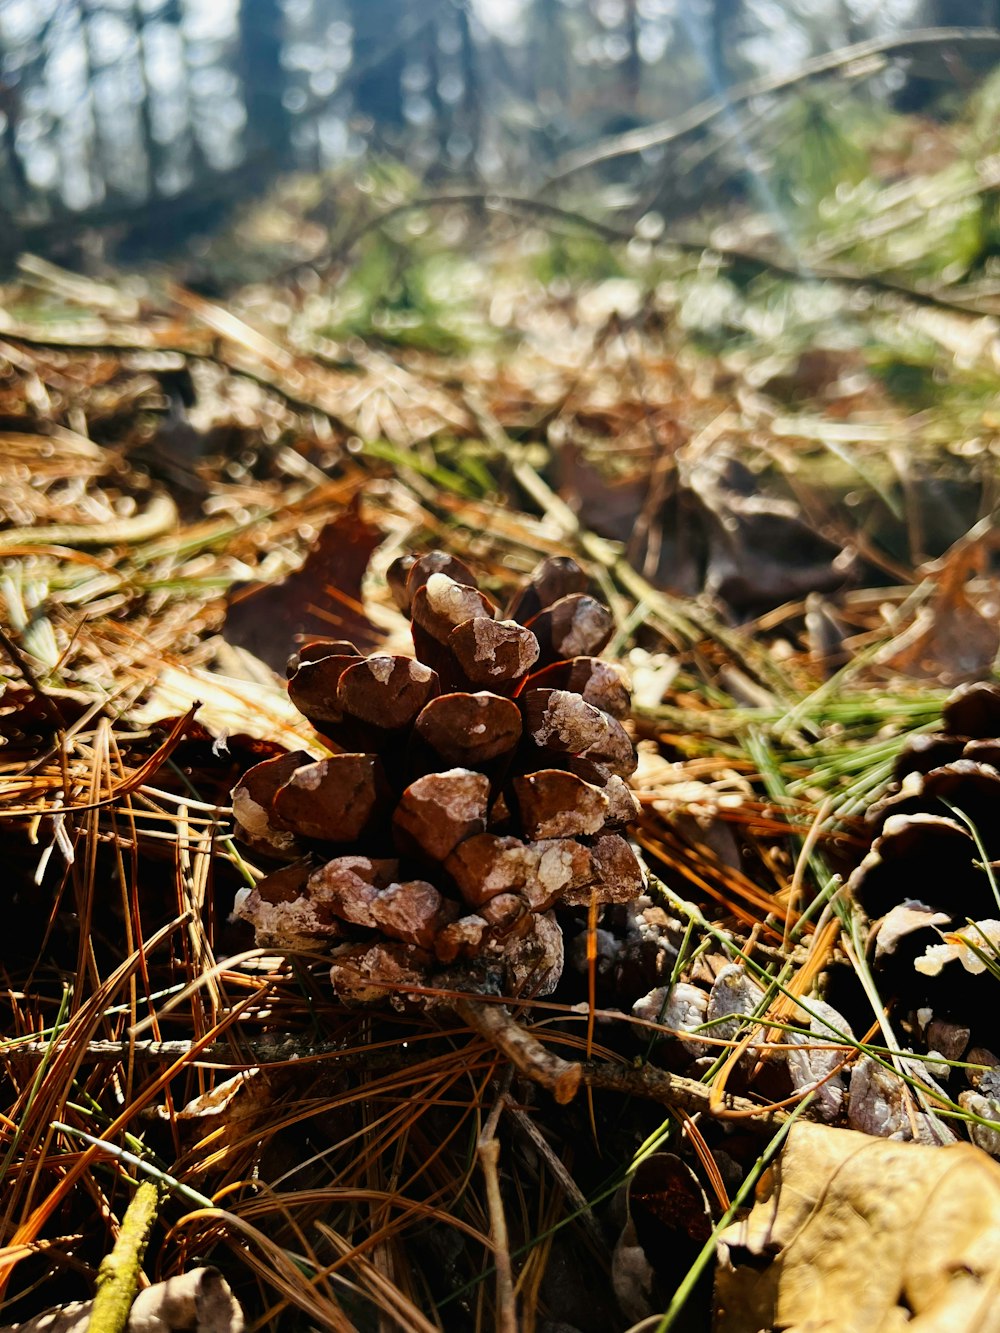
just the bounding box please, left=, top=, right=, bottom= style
left=232, top=552, right=643, bottom=1006
left=848, top=680, right=1000, bottom=1014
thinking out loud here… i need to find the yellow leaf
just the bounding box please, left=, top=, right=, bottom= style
left=715, top=1121, right=1000, bottom=1332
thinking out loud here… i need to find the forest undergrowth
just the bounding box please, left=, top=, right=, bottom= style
left=0, top=64, right=1000, bottom=1333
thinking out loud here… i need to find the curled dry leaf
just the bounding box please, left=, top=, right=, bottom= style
left=559, top=445, right=854, bottom=614
left=159, top=1069, right=288, bottom=1177
left=960, top=1088, right=1000, bottom=1157
left=915, top=919, right=1000, bottom=977
left=715, top=1121, right=1000, bottom=1333
left=705, top=964, right=765, bottom=1045
left=872, top=902, right=952, bottom=964
left=632, top=981, right=709, bottom=1054
left=876, top=521, right=1000, bottom=685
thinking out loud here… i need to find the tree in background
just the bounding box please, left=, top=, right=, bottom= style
left=239, top=0, right=293, bottom=167
left=348, top=0, right=408, bottom=129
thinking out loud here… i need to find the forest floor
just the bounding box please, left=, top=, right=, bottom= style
left=1, top=76, right=1000, bottom=1333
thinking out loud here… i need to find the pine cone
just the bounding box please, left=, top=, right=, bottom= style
left=848, top=680, right=1000, bottom=1010
left=232, top=552, right=643, bottom=1006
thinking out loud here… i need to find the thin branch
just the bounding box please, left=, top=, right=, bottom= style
left=310, top=191, right=633, bottom=278
left=544, top=27, right=1000, bottom=185
left=478, top=1081, right=518, bottom=1333
left=2, top=1035, right=371, bottom=1063
left=579, top=1060, right=786, bottom=1124
left=0, top=493, right=178, bottom=552
left=453, top=995, right=786, bottom=1124
left=454, top=996, right=583, bottom=1104
left=506, top=1100, right=606, bottom=1253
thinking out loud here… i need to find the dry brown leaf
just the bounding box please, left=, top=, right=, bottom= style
left=877, top=520, right=1000, bottom=685
left=612, top=1152, right=713, bottom=1323
left=158, top=1069, right=291, bottom=1179
left=222, top=502, right=383, bottom=672
left=715, top=1121, right=1000, bottom=1333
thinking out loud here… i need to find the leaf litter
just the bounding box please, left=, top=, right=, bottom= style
left=0, top=91, right=1000, bottom=1333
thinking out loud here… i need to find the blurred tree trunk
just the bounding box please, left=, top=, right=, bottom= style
left=927, top=0, right=992, bottom=24
left=623, top=0, right=641, bottom=105
left=135, top=1, right=166, bottom=196
left=456, top=3, right=480, bottom=163
left=534, top=0, right=565, bottom=107
left=710, top=0, right=743, bottom=91
left=0, top=78, right=29, bottom=208
left=348, top=0, right=407, bottom=128
left=239, top=0, right=292, bottom=164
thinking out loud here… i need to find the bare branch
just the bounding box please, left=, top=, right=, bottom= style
left=545, top=28, right=1000, bottom=185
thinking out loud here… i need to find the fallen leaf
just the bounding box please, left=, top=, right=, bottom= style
left=690, top=451, right=856, bottom=614
left=612, top=1153, right=713, bottom=1323
left=223, top=502, right=383, bottom=672
left=715, top=1121, right=1000, bottom=1332
left=877, top=519, right=1000, bottom=684
left=558, top=446, right=855, bottom=612
left=157, top=1068, right=290, bottom=1178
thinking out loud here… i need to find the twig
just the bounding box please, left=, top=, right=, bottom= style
left=477, top=1076, right=518, bottom=1333
left=506, top=1101, right=606, bottom=1253
left=579, top=1060, right=786, bottom=1124
left=453, top=996, right=582, bottom=1104
left=322, top=188, right=1000, bottom=324
left=669, top=230, right=1000, bottom=321
left=85, top=1179, right=161, bottom=1333
left=544, top=27, right=1000, bottom=184
left=12, top=1007, right=790, bottom=1123
left=478, top=1136, right=517, bottom=1333
left=312, top=191, right=632, bottom=277
left=1, top=1035, right=345, bottom=1062
left=453, top=995, right=786, bottom=1124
